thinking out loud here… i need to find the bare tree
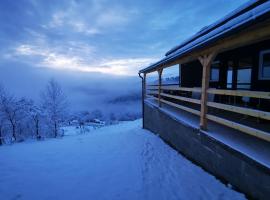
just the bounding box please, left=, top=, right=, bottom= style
left=15, top=98, right=42, bottom=140
left=28, top=102, right=42, bottom=140
left=0, top=113, right=5, bottom=145
left=0, top=86, right=20, bottom=141
left=41, top=79, right=68, bottom=138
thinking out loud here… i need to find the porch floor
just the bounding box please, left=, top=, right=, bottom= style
left=145, top=98, right=270, bottom=168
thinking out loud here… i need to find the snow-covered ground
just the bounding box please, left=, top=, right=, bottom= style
left=62, top=125, right=95, bottom=136
left=0, top=120, right=245, bottom=200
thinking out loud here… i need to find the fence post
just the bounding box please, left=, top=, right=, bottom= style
left=199, top=53, right=216, bottom=130
left=143, top=73, right=146, bottom=99
left=158, top=69, right=163, bottom=107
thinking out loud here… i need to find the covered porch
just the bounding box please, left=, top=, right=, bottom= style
left=141, top=24, right=270, bottom=144
left=139, top=4, right=270, bottom=197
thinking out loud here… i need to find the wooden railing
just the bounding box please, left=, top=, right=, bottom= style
left=145, top=85, right=270, bottom=142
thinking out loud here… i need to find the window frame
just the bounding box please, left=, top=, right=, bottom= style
left=259, top=49, right=270, bottom=80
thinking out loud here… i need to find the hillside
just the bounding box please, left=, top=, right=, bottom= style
left=0, top=120, right=245, bottom=200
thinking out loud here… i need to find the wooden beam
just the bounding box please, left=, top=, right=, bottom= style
left=207, top=114, right=270, bottom=143
left=207, top=88, right=270, bottom=100
left=143, top=73, right=146, bottom=99
left=148, top=91, right=201, bottom=104
left=207, top=102, right=270, bottom=121
left=146, top=94, right=156, bottom=99
left=160, top=99, right=200, bottom=116
left=144, top=20, right=270, bottom=74
left=161, top=86, right=201, bottom=92
left=160, top=93, right=201, bottom=105
left=158, top=69, right=163, bottom=107
left=146, top=95, right=200, bottom=116
left=179, top=64, right=181, bottom=87
left=148, top=85, right=202, bottom=92
left=199, top=53, right=217, bottom=130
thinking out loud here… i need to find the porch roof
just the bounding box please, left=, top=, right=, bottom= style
left=139, top=0, right=270, bottom=74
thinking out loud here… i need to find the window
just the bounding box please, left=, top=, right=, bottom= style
left=237, top=68, right=251, bottom=89
left=210, top=61, right=220, bottom=81
left=259, top=50, right=270, bottom=80
left=227, top=68, right=233, bottom=89
left=226, top=61, right=234, bottom=88
left=237, top=57, right=252, bottom=89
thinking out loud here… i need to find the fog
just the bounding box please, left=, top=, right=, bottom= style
left=0, top=63, right=142, bottom=120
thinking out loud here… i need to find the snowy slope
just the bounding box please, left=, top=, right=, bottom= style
left=0, top=120, right=245, bottom=200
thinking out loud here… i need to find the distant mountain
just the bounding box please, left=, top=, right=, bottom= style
left=149, top=76, right=179, bottom=85
left=162, top=76, right=179, bottom=84
left=108, top=93, right=141, bottom=104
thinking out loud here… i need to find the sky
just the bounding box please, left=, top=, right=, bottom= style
left=0, top=0, right=248, bottom=113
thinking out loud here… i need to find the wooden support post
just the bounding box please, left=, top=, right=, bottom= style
left=199, top=53, right=216, bottom=130
left=179, top=64, right=181, bottom=87
left=140, top=73, right=146, bottom=129
left=143, top=73, right=146, bottom=99
left=158, top=69, right=163, bottom=107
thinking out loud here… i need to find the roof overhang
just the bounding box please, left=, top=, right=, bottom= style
left=139, top=0, right=270, bottom=74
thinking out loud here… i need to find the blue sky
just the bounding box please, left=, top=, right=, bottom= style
left=0, top=0, right=248, bottom=76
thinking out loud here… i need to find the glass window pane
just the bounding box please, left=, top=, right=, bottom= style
left=210, top=62, right=220, bottom=81
left=260, top=52, right=270, bottom=79
left=238, top=57, right=252, bottom=89
left=263, top=66, right=270, bottom=78
left=227, top=70, right=233, bottom=89
left=237, top=68, right=251, bottom=89
left=211, top=68, right=219, bottom=81
left=238, top=69, right=251, bottom=83
left=262, top=53, right=270, bottom=67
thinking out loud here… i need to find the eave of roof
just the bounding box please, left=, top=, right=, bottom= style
left=139, top=0, right=270, bottom=74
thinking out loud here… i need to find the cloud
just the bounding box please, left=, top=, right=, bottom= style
left=70, top=21, right=100, bottom=35
left=44, top=11, right=101, bottom=36
left=1, top=0, right=249, bottom=78
left=95, top=8, right=133, bottom=28
left=14, top=43, right=156, bottom=76
left=43, top=1, right=137, bottom=36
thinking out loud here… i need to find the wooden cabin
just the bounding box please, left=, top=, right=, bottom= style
left=139, top=1, right=270, bottom=199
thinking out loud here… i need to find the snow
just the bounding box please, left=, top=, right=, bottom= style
left=61, top=125, right=95, bottom=136
left=145, top=98, right=200, bottom=128
left=0, top=120, right=245, bottom=200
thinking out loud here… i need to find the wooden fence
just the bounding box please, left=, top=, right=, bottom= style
left=145, top=84, right=270, bottom=142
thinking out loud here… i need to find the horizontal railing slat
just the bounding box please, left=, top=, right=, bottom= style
left=147, top=91, right=201, bottom=104
left=145, top=94, right=156, bottom=99
left=147, top=85, right=201, bottom=92
left=161, top=86, right=202, bottom=92
left=147, top=91, right=158, bottom=95
left=207, top=102, right=270, bottom=121
left=207, top=88, right=270, bottom=99
left=160, top=93, right=201, bottom=104
left=207, top=114, right=270, bottom=142
left=147, top=86, right=270, bottom=99
left=145, top=86, right=270, bottom=143
left=160, top=99, right=200, bottom=116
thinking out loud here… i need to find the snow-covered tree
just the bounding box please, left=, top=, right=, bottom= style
left=41, top=79, right=68, bottom=138
left=17, top=98, right=43, bottom=140
left=28, top=103, right=43, bottom=139
left=0, top=86, right=20, bottom=141
left=0, top=112, right=6, bottom=145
